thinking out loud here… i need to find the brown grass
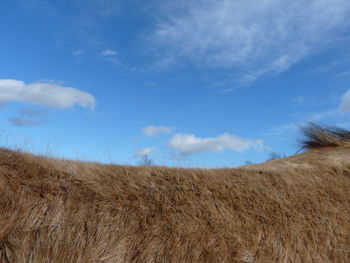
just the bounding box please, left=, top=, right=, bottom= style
left=300, top=123, right=350, bottom=150
left=1, top=125, right=350, bottom=262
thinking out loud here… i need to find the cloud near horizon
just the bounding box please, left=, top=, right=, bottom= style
left=168, top=133, right=265, bottom=156
left=135, top=147, right=155, bottom=157
left=151, top=0, right=350, bottom=81
left=9, top=116, right=45, bottom=127
left=142, top=126, right=173, bottom=137
left=8, top=108, right=47, bottom=127
left=0, top=79, right=95, bottom=109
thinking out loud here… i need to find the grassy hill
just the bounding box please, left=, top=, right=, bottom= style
left=0, top=125, right=349, bottom=262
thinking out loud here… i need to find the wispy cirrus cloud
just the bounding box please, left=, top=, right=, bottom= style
left=311, top=56, right=350, bottom=75
left=102, top=49, right=117, bottom=56
left=101, top=49, right=119, bottom=64
left=168, top=133, right=265, bottom=156
left=142, top=126, right=173, bottom=137
left=76, top=0, right=124, bottom=20
left=22, top=0, right=126, bottom=47
left=0, top=79, right=95, bottom=109
left=150, top=0, right=350, bottom=82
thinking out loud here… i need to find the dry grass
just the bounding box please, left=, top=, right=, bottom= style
left=1, top=125, right=350, bottom=262
left=300, top=123, right=350, bottom=150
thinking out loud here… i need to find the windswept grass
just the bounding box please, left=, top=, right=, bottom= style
left=0, top=125, right=350, bottom=262
left=300, top=123, right=350, bottom=150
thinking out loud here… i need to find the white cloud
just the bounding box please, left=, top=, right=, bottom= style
left=339, top=89, right=350, bottom=113
left=135, top=147, right=155, bottom=157
left=142, top=126, right=173, bottom=136
left=168, top=133, right=265, bottom=155
left=151, top=0, right=350, bottom=80
left=0, top=79, right=95, bottom=109
left=101, top=49, right=119, bottom=64
left=102, top=49, right=118, bottom=56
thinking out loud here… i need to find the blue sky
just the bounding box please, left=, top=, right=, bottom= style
left=1, top=0, right=350, bottom=167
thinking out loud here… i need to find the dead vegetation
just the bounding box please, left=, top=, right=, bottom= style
left=0, top=125, right=350, bottom=262
left=300, top=123, right=350, bottom=150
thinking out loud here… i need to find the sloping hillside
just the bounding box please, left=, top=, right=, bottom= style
left=1, top=125, right=350, bottom=262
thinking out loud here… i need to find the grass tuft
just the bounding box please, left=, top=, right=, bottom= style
left=300, top=122, right=350, bottom=150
